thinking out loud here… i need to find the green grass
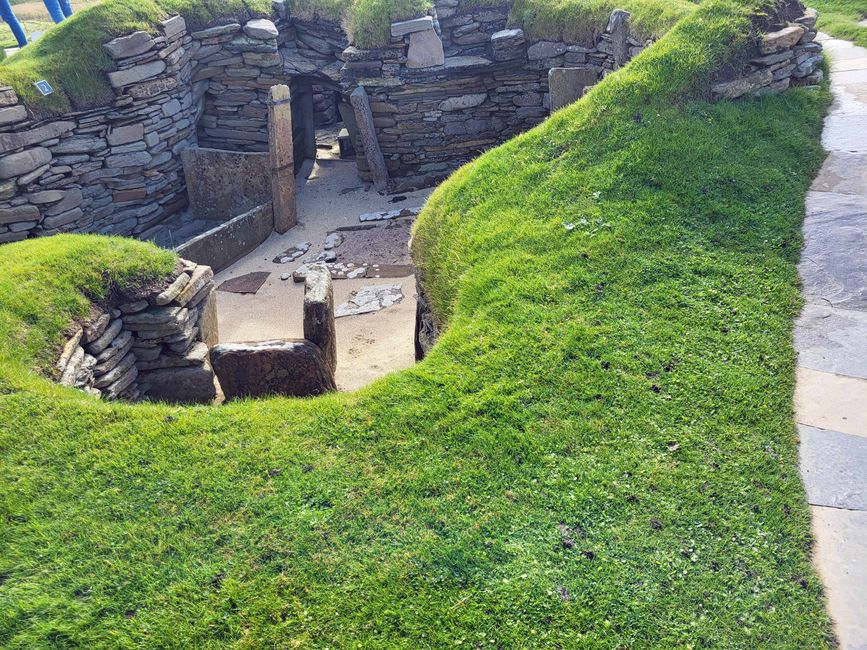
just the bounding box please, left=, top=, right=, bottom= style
left=812, top=0, right=867, bottom=47
left=0, top=0, right=836, bottom=646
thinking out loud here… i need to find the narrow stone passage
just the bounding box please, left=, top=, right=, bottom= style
left=795, top=33, right=867, bottom=649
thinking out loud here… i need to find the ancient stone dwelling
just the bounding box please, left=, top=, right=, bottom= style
left=0, top=0, right=822, bottom=246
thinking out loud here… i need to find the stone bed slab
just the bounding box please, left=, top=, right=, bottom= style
left=799, top=424, right=867, bottom=510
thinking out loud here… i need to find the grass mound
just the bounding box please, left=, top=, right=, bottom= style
left=812, top=0, right=867, bottom=47
left=0, top=0, right=835, bottom=646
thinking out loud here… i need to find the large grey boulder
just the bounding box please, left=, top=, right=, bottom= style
left=140, top=364, right=216, bottom=404
left=210, top=340, right=336, bottom=399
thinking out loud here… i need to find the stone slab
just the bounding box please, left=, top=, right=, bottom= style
left=181, top=147, right=270, bottom=220
left=140, top=364, right=216, bottom=404
left=796, top=367, right=867, bottom=439
left=549, top=67, right=598, bottom=111
left=811, top=152, right=867, bottom=195
left=335, top=284, right=403, bottom=317
left=217, top=271, right=270, bottom=294
left=210, top=339, right=335, bottom=399
left=799, top=424, right=867, bottom=510
left=799, top=191, right=867, bottom=310
left=407, top=29, right=444, bottom=69
left=795, top=304, right=867, bottom=379
left=391, top=16, right=433, bottom=38
left=810, top=505, right=867, bottom=650
left=822, top=114, right=867, bottom=152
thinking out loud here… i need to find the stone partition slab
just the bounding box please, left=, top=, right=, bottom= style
left=181, top=146, right=269, bottom=220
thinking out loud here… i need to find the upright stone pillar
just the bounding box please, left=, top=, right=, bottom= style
left=303, top=264, right=336, bottom=374
left=349, top=86, right=390, bottom=193
left=268, top=84, right=297, bottom=233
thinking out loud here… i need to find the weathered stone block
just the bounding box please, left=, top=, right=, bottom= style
left=211, top=340, right=336, bottom=399
left=107, top=61, right=167, bottom=89
left=140, top=363, right=216, bottom=404
left=0, top=105, right=27, bottom=126
left=0, top=204, right=39, bottom=225
left=243, top=18, right=279, bottom=40
left=439, top=93, right=487, bottom=111
left=527, top=41, right=567, bottom=60
left=107, top=123, right=144, bottom=146
left=0, top=147, right=51, bottom=179
left=391, top=16, right=433, bottom=38
left=760, top=24, right=807, bottom=54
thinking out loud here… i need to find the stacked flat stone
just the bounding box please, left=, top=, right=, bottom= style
left=54, top=259, right=218, bottom=403
left=711, top=8, right=823, bottom=100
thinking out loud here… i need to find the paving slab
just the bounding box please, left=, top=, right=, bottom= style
left=794, top=304, right=867, bottom=379
left=799, top=424, right=867, bottom=510
left=811, top=152, right=867, bottom=195
left=810, top=506, right=867, bottom=649
left=822, top=114, right=867, bottom=152
left=799, top=191, right=867, bottom=310
left=795, top=368, right=867, bottom=439
left=830, top=82, right=867, bottom=116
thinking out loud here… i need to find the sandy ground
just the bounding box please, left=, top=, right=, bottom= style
left=213, top=152, right=432, bottom=391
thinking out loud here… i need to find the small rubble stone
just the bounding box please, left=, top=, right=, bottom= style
left=243, top=18, right=279, bottom=40
left=335, top=284, right=404, bottom=317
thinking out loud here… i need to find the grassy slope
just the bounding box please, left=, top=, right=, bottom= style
left=0, top=0, right=836, bottom=646
left=812, top=0, right=867, bottom=47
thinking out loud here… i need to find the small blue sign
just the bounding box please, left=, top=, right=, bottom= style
left=33, top=80, right=53, bottom=96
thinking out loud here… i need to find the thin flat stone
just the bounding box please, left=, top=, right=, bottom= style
left=335, top=284, right=403, bottom=318
left=217, top=271, right=270, bottom=294
left=810, top=152, right=867, bottom=195
left=799, top=424, right=867, bottom=510
left=795, top=367, right=867, bottom=438
left=810, top=505, right=867, bottom=649
left=794, top=304, right=867, bottom=378
left=798, top=191, right=867, bottom=309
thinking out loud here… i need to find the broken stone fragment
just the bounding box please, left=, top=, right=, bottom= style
left=84, top=318, right=123, bottom=355
left=335, top=284, right=404, bottom=318
left=211, top=340, right=336, bottom=399
left=152, top=271, right=191, bottom=306
left=82, top=311, right=110, bottom=344
left=103, top=31, right=154, bottom=59
left=243, top=18, right=279, bottom=40
left=323, top=232, right=343, bottom=250
left=56, top=327, right=83, bottom=374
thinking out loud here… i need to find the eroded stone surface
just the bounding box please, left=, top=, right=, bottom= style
left=795, top=304, right=867, bottom=379
left=799, top=191, right=867, bottom=310
left=795, top=368, right=867, bottom=439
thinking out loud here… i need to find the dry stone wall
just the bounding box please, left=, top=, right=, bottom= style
left=0, top=0, right=824, bottom=241
left=56, top=258, right=219, bottom=403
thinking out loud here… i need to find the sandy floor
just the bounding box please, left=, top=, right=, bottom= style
left=213, top=152, right=432, bottom=391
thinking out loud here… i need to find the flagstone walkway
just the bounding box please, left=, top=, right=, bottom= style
left=795, top=33, right=867, bottom=650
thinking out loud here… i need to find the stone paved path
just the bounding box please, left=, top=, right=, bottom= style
left=795, top=33, right=867, bottom=650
